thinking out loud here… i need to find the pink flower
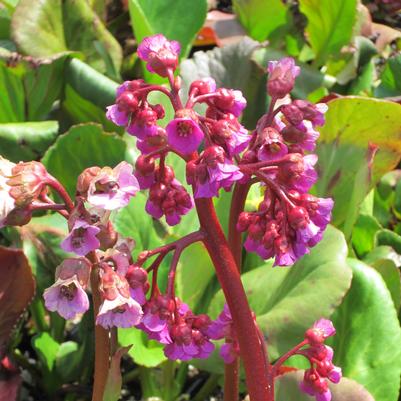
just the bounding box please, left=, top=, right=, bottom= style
left=96, top=294, right=143, bottom=329
left=61, top=219, right=101, bottom=256
left=305, top=319, right=336, bottom=344
left=0, top=157, right=16, bottom=228
left=137, top=34, right=181, bottom=77
left=300, top=371, right=332, bottom=401
left=166, top=111, right=204, bottom=154
left=43, top=258, right=91, bottom=320
left=44, top=277, right=90, bottom=320
left=267, top=57, right=300, bottom=99
left=87, top=162, right=140, bottom=210
left=190, top=78, right=217, bottom=95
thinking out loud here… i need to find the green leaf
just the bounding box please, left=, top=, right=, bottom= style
left=375, top=54, right=401, bottom=97
left=376, top=229, right=401, bottom=254
left=65, top=58, right=118, bottom=109
left=128, top=0, right=207, bottom=60
left=119, top=328, right=166, bottom=368
left=299, top=0, right=357, bottom=64
left=176, top=242, right=215, bottom=312
left=32, top=332, right=60, bottom=371
left=329, top=259, right=401, bottom=401
left=351, top=214, right=381, bottom=257
left=208, top=226, right=351, bottom=364
left=41, top=123, right=129, bottom=195
left=275, top=371, right=375, bottom=401
left=0, top=121, right=59, bottom=162
left=233, top=0, right=289, bottom=42
left=315, top=97, right=401, bottom=232
left=55, top=341, right=81, bottom=382
left=370, top=259, right=401, bottom=311
left=0, top=62, right=24, bottom=122
left=363, top=245, right=401, bottom=267
left=11, top=0, right=122, bottom=74
left=181, top=38, right=268, bottom=127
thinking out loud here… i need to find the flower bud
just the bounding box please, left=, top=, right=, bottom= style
left=190, top=78, right=217, bottom=95
left=77, top=167, right=102, bottom=195
left=117, top=91, right=138, bottom=113
left=281, top=103, right=304, bottom=125
left=267, top=58, right=300, bottom=99
left=7, top=161, right=49, bottom=206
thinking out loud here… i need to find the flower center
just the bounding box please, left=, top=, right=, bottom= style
left=177, top=121, right=192, bottom=137
left=60, top=283, right=77, bottom=301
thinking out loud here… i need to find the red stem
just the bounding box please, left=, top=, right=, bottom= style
left=271, top=340, right=308, bottom=377
left=195, top=198, right=270, bottom=401
left=46, top=178, right=74, bottom=212
left=89, top=254, right=112, bottom=401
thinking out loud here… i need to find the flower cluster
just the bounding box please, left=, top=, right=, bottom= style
left=299, top=319, right=342, bottom=401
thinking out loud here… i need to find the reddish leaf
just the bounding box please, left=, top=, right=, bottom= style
left=0, top=247, right=35, bottom=358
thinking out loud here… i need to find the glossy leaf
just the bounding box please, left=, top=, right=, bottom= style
left=370, top=258, right=401, bottom=311
left=275, top=371, right=375, bottom=401
left=181, top=38, right=268, bottom=127
left=0, top=121, right=59, bottom=162
left=119, top=328, right=166, bottom=368
left=0, top=63, right=24, bottom=122
left=11, top=0, right=122, bottom=74
left=128, top=0, right=207, bottom=59
left=351, top=214, right=381, bottom=257
left=233, top=0, right=289, bottom=42
left=31, top=332, right=59, bottom=371
left=375, top=53, right=401, bottom=97
left=376, top=229, right=401, bottom=254
left=329, top=259, right=401, bottom=401
left=299, top=0, right=358, bottom=64
left=209, top=226, right=351, bottom=362
left=41, top=123, right=129, bottom=195
left=315, top=97, right=401, bottom=232
left=0, top=246, right=35, bottom=358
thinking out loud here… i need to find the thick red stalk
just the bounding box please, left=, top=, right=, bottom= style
left=89, top=256, right=112, bottom=401
left=195, top=198, right=270, bottom=401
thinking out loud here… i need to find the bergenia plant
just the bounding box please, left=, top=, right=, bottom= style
left=0, top=34, right=340, bottom=401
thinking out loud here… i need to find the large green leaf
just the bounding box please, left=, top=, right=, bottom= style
left=0, top=63, right=24, bottom=122
left=299, top=0, right=357, bottom=65
left=209, top=226, right=351, bottom=362
left=233, top=0, right=289, bottom=42
left=351, top=214, right=382, bottom=257
left=181, top=38, right=268, bottom=127
left=329, top=259, right=401, bottom=401
left=0, top=121, right=59, bottom=162
left=275, top=371, right=375, bottom=401
left=315, top=97, right=401, bottom=234
left=11, top=0, right=122, bottom=74
left=41, top=123, right=129, bottom=195
left=128, top=0, right=207, bottom=60
left=118, top=328, right=166, bottom=368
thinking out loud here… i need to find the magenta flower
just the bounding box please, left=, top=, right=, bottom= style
left=137, top=34, right=180, bottom=77
left=87, top=162, right=139, bottom=210
left=257, top=128, right=288, bottom=162
left=190, top=77, right=217, bottom=95
left=305, top=319, right=336, bottom=344
left=44, top=257, right=91, bottom=320
left=146, top=179, right=193, bottom=226
left=212, top=89, right=247, bottom=117
left=300, top=372, right=332, bottom=401
left=207, top=304, right=233, bottom=340
left=220, top=342, right=240, bottom=364
left=166, top=113, right=204, bottom=154
left=96, top=294, right=143, bottom=329
left=164, top=334, right=215, bottom=361
left=267, top=57, right=300, bottom=99
left=61, top=219, right=100, bottom=256
left=212, top=119, right=250, bottom=157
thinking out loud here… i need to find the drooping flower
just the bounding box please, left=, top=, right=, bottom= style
left=85, top=162, right=139, bottom=210
left=146, top=177, right=193, bottom=226
left=187, top=146, right=244, bottom=198
left=43, top=258, right=91, bottom=320
left=166, top=109, right=204, bottom=154
left=137, top=34, right=181, bottom=77
left=211, top=88, right=247, bottom=117
left=96, top=294, right=143, bottom=329
left=267, top=57, right=300, bottom=99
left=61, top=219, right=101, bottom=256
